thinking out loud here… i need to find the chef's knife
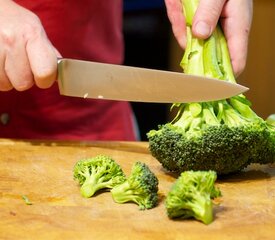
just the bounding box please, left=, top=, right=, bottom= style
left=57, top=58, right=248, bottom=103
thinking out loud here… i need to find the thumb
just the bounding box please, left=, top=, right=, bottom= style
left=192, top=0, right=226, bottom=39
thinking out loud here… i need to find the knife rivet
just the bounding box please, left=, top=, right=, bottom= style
left=0, top=113, right=10, bottom=125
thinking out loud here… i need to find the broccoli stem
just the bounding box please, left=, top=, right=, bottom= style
left=111, top=181, right=141, bottom=205
left=181, top=0, right=236, bottom=83
left=167, top=192, right=214, bottom=224
left=204, top=34, right=223, bottom=79
left=230, top=96, right=257, bottom=119
left=202, top=102, right=220, bottom=125
left=192, top=196, right=213, bottom=225
left=80, top=176, right=98, bottom=198
left=182, top=0, right=199, bottom=26
left=216, top=26, right=235, bottom=82
left=80, top=168, right=105, bottom=198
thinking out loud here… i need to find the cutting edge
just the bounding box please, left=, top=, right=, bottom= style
left=57, top=58, right=249, bottom=103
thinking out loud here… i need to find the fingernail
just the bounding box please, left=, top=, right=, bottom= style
left=194, top=21, right=211, bottom=37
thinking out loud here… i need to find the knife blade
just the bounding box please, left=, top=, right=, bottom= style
left=57, top=58, right=248, bottom=103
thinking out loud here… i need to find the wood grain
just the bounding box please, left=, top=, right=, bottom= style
left=0, top=139, right=275, bottom=240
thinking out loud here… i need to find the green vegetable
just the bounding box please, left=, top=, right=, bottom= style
left=111, top=162, right=159, bottom=210
left=22, top=195, right=32, bottom=205
left=147, top=0, right=275, bottom=175
left=165, top=170, right=221, bottom=224
left=266, top=114, right=275, bottom=126
left=73, top=155, right=126, bottom=198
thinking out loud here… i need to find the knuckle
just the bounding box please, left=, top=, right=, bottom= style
left=0, top=29, right=16, bottom=48
left=0, top=14, right=43, bottom=47
left=23, top=19, right=44, bottom=40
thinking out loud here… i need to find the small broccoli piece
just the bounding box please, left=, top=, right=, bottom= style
left=165, top=170, right=221, bottom=224
left=147, top=0, right=275, bottom=175
left=73, top=155, right=126, bottom=198
left=111, top=162, right=159, bottom=210
left=22, top=195, right=32, bottom=205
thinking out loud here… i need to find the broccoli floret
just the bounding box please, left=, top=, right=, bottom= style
left=111, top=162, right=159, bottom=210
left=165, top=170, right=221, bottom=224
left=147, top=0, right=275, bottom=175
left=73, top=155, right=126, bottom=198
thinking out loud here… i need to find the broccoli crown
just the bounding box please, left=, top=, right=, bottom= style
left=165, top=170, right=221, bottom=224
left=111, top=161, right=159, bottom=210
left=73, top=155, right=126, bottom=198
left=148, top=99, right=274, bottom=175
left=147, top=0, right=275, bottom=175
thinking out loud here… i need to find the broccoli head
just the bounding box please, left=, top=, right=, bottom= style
left=147, top=0, right=275, bottom=175
left=111, top=161, right=159, bottom=210
left=73, top=155, right=126, bottom=198
left=148, top=101, right=274, bottom=175
left=165, top=170, right=221, bottom=224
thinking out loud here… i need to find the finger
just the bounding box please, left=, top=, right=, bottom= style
left=4, top=38, right=34, bottom=91
left=26, top=32, right=58, bottom=89
left=54, top=48, right=62, bottom=59
left=0, top=51, right=13, bottom=91
left=165, top=0, right=186, bottom=48
left=221, top=0, right=253, bottom=76
left=222, top=20, right=249, bottom=76
left=192, top=0, right=226, bottom=39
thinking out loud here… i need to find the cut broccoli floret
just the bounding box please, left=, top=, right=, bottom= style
left=147, top=0, right=275, bottom=175
left=111, top=162, right=159, bottom=210
left=73, top=155, right=126, bottom=198
left=165, top=170, right=221, bottom=224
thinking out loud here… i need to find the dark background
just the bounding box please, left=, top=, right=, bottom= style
left=123, top=0, right=172, bottom=140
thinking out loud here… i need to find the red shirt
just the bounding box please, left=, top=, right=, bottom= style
left=0, top=0, right=136, bottom=141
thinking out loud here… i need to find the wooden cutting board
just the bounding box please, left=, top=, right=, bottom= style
left=0, top=139, right=275, bottom=240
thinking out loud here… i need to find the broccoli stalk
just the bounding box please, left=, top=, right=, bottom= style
left=166, top=188, right=213, bottom=224
left=111, top=162, right=159, bottom=210
left=165, top=170, right=221, bottom=224
left=267, top=114, right=275, bottom=126
left=73, top=155, right=126, bottom=198
left=147, top=0, right=275, bottom=175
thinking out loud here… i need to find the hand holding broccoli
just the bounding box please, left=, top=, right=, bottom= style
left=165, top=0, right=253, bottom=76
left=148, top=0, right=275, bottom=175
